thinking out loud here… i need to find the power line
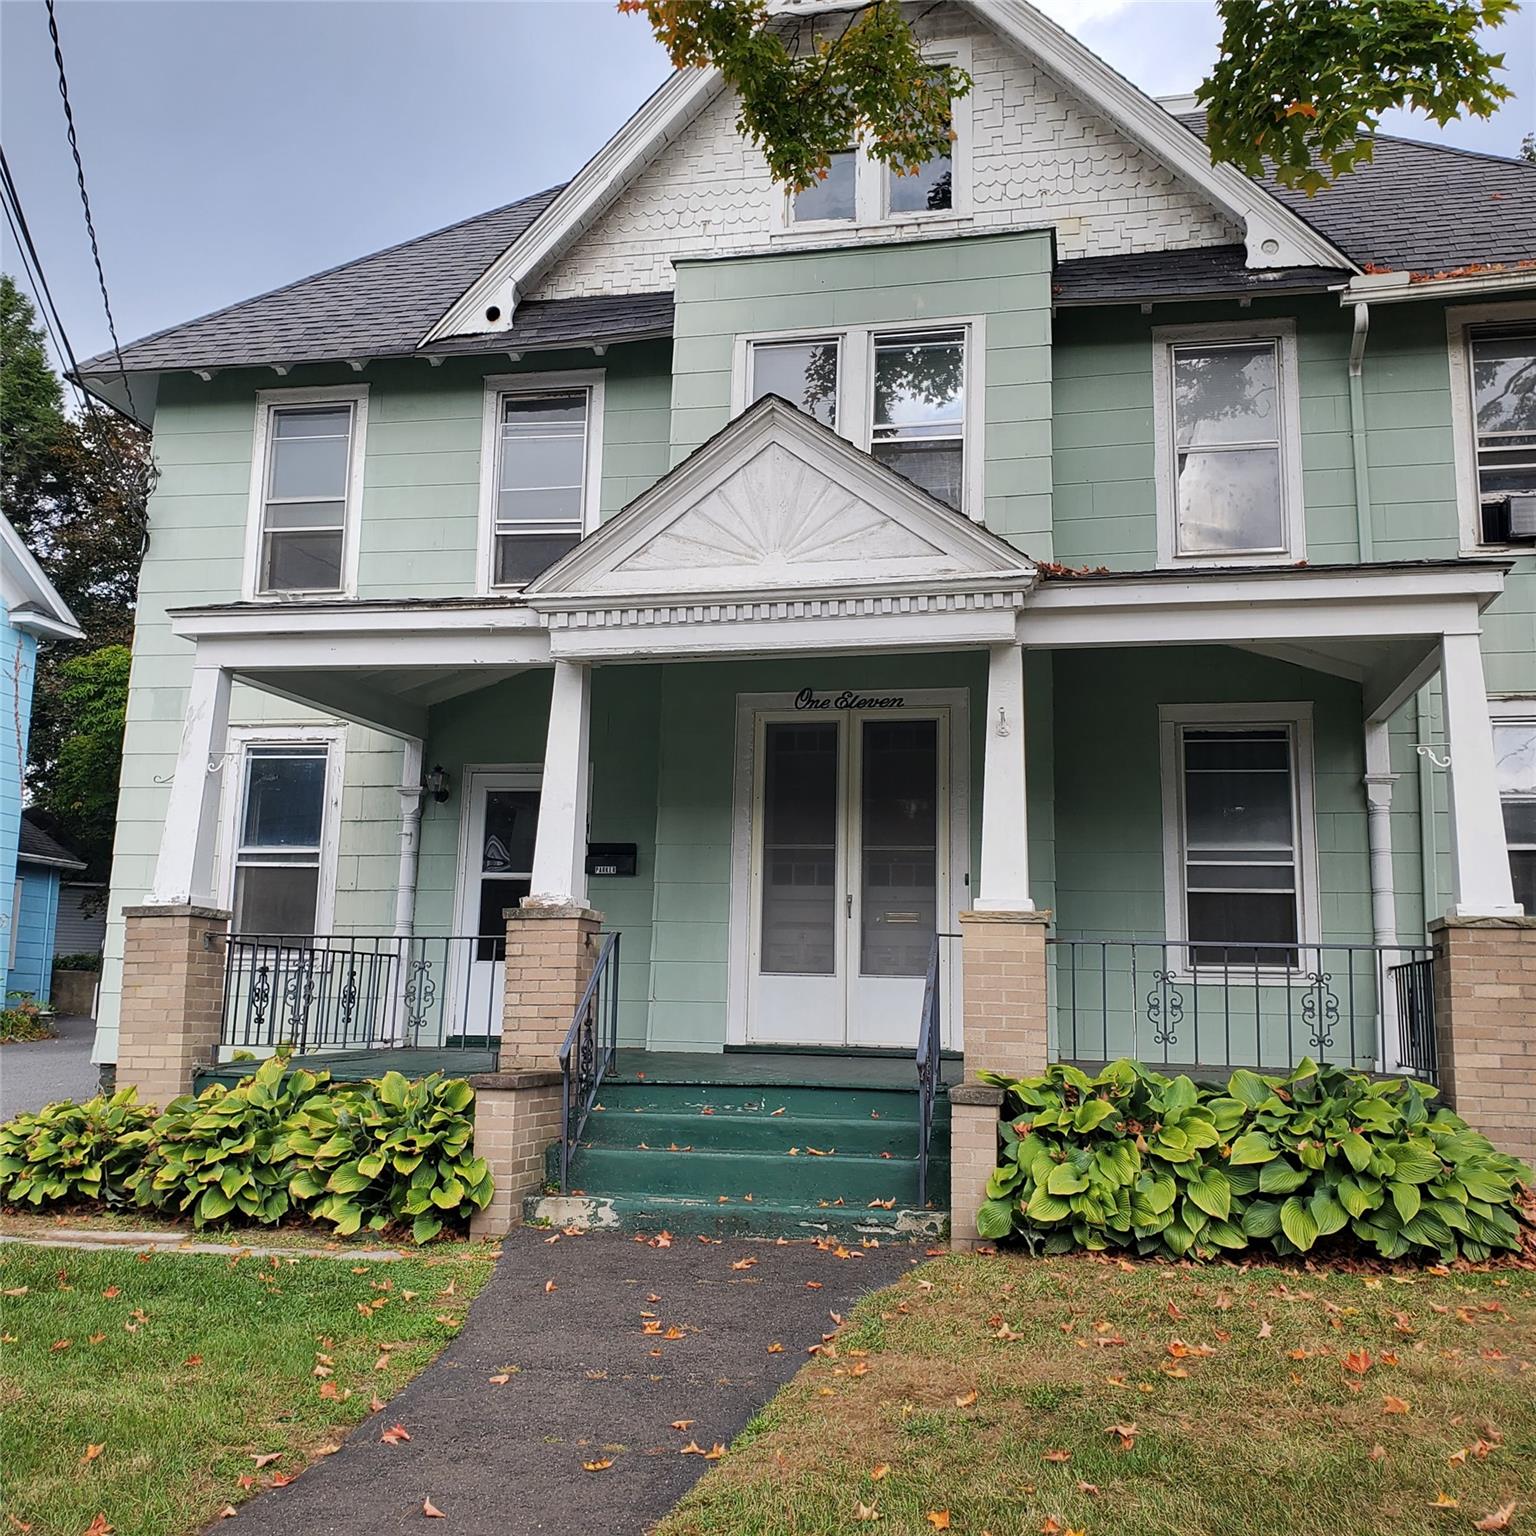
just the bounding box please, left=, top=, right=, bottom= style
left=44, top=0, right=132, bottom=405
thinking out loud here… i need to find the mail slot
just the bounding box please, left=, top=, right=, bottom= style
left=586, top=841, right=638, bottom=878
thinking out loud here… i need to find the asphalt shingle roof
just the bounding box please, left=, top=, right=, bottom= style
left=18, top=811, right=86, bottom=870
left=79, top=119, right=1534, bottom=381
left=1179, top=112, right=1536, bottom=274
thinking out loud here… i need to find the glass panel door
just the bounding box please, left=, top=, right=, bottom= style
left=760, top=722, right=839, bottom=975
left=858, top=718, right=939, bottom=978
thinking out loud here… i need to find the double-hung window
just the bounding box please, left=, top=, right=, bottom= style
left=230, top=744, right=332, bottom=939
left=742, top=322, right=975, bottom=513
left=1161, top=705, right=1317, bottom=968
left=1153, top=322, right=1303, bottom=565
left=1468, top=326, right=1536, bottom=544
left=1495, top=717, right=1536, bottom=912
left=248, top=388, right=366, bottom=597
left=479, top=372, right=603, bottom=590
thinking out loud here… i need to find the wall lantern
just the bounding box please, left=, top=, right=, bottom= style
left=425, top=764, right=452, bottom=804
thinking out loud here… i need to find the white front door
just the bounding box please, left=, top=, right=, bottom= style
left=744, top=704, right=956, bottom=1049
left=455, top=769, right=541, bottom=1040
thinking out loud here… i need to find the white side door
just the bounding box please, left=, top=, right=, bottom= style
left=455, top=769, right=541, bottom=1042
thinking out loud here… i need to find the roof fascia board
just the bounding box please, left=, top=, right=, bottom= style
left=2, top=518, right=83, bottom=638
left=1341, top=268, right=1536, bottom=305
left=423, top=69, right=720, bottom=345
left=969, top=0, right=1356, bottom=274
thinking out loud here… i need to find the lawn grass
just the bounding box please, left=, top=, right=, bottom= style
left=656, top=1254, right=1536, bottom=1536
left=0, top=1240, right=497, bottom=1536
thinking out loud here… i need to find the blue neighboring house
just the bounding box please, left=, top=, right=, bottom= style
left=12, top=811, right=87, bottom=1004
left=2, top=514, right=83, bottom=1004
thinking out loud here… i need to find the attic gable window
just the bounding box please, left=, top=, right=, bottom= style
left=793, top=150, right=857, bottom=223
left=245, top=385, right=368, bottom=600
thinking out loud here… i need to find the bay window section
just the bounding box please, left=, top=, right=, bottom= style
left=871, top=329, right=966, bottom=510
left=747, top=339, right=840, bottom=427
left=1178, top=727, right=1302, bottom=967
left=1495, top=719, right=1536, bottom=911
left=492, top=390, right=589, bottom=587
left=258, top=404, right=354, bottom=593
left=232, top=746, right=329, bottom=940
left=1468, top=327, right=1536, bottom=544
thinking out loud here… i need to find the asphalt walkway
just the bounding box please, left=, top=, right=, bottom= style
left=222, top=1225, right=921, bottom=1535
left=0, top=1015, right=98, bottom=1118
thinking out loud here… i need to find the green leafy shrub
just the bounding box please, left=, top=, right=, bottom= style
left=287, top=1071, right=492, bottom=1243
left=128, top=1057, right=330, bottom=1227
left=0, top=1088, right=156, bottom=1208
left=976, top=1058, right=1532, bottom=1265
left=0, top=999, right=58, bottom=1044
left=52, top=952, right=103, bottom=973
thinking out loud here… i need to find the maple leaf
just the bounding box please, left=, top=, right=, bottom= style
left=380, top=1423, right=412, bottom=1445
left=1368, top=1445, right=1386, bottom=1463
left=87, top=1333, right=106, bottom=1345
left=1343, top=1348, right=1373, bottom=1375
left=1382, top=1395, right=1411, bottom=1415
left=767, top=1342, right=784, bottom=1354
left=314, top=1444, right=341, bottom=1457
left=1076, top=1480, right=1100, bottom=1495
left=1474, top=1504, right=1517, bottom=1532
left=671, top=1420, right=694, bottom=1431
left=489, top=1373, right=512, bottom=1385
left=81, top=1519, right=113, bottom=1536
left=1258, top=1320, right=1273, bottom=1339
left=582, top=1459, right=614, bottom=1471
left=704, top=1444, right=727, bottom=1460
left=544, top=1280, right=557, bottom=1294
left=369, top=1394, right=386, bottom=1413
left=218, top=1507, right=238, bottom=1520
left=871, top=1464, right=890, bottom=1481
left=1040, top=1519, right=1062, bottom=1536
left=926, top=1513, right=951, bottom=1530
left=236, top=1474, right=256, bottom=1490
left=1104, top=1422, right=1139, bottom=1449
left=419, top=1496, right=448, bottom=1519
left=1284, top=100, right=1318, bottom=119
left=679, top=1441, right=707, bottom=1456
left=50, top=1339, right=72, bottom=1352
left=251, top=1453, right=282, bottom=1469
left=1044, top=1449, right=1072, bottom=1463
left=854, top=1503, right=882, bottom=1522
left=270, top=1472, right=296, bottom=1488
left=731, top=1257, right=758, bottom=1271
left=954, top=1388, right=978, bottom=1408
left=1429, top=1492, right=1460, bottom=1508
left=101, top=1286, right=118, bottom=1300
left=805, top=1281, right=823, bottom=1291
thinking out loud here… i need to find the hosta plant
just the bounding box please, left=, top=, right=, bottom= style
left=287, top=1071, right=491, bottom=1243
left=976, top=1058, right=1531, bottom=1265
left=128, top=1057, right=330, bottom=1227
left=0, top=1088, right=156, bottom=1209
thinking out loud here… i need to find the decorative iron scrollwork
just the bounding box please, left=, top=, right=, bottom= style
left=403, top=955, right=436, bottom=1042
left=1146, top=969, right=1184, bottom=1048
left=1301, top=971, right=1339, bottom=1050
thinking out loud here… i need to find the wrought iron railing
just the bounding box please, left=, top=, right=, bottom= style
left=558, top=930, right=621, bottom=1193
left=220, top=934, right=500, bottom=1055
left=1047, top=938, right=1436, bottom=1082
left=915, top=931, right=959, bottom=1210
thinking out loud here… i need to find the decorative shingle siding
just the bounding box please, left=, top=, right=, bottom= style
left=528, top=8, right=1237, bottom=302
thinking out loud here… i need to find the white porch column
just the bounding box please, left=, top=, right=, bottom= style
left=975, top=642, right=1033, bottom=912
left=1440, top=632, right=1520, bottom=917
left=1363, top=717, right=1401, bottom=1069
left=528, top=660, right=592, bottom=909
left=393, top=736, right=425, bottom=939
left=149, top=665, right=233, bottom=906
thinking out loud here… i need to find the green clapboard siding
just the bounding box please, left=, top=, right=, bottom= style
left=670, top=230, right=1055, bottom=556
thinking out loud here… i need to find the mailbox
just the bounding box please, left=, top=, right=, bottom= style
left=586, top=842, right=638, bottom=878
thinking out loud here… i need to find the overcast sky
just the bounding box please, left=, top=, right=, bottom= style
left=2, top=0, right=1532, bottom=372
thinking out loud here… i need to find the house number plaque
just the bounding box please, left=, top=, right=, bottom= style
left=794, top=688, right=905, bottom=711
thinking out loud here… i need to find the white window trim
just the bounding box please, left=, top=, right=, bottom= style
left=730, top=315, right=986, bottom=519
left=217, top=725, right=346, bottom=938
left=476, top=368, right=606, bottom=595
left=243, top=384, right=368, bottom=602
left=1490, top=695, right=1536, bottom=873
left=1446, top=299, right=1536, bottom=555
left=769, top=39, right=972, bottom=237
left=1151, top=318, right=1305, bottom=569
left=1158, top=701, right=1321, bottom=974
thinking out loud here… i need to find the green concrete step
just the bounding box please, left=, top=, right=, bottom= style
left=525, top=1191, right=946, bottom=1242
left=581, top=1106, right=936, bottom=1156
left=557, top=1143, right=946, bottom=1207
left=593, top=1081, right=942, bottom=1119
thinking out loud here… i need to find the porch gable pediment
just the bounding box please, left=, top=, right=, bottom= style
left=528, top=396, right=1035, bottom=605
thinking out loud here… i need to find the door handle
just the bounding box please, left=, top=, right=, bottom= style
left=846, top=894, right=853, bottom=918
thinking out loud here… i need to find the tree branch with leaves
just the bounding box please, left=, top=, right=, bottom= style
left=624, top=0, right=1519, bottom=197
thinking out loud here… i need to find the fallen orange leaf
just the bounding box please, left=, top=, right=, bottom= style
left=380, top=1423, right=411, bottom=1445
left=544, top=1280, right=557, bottom=1293
left=1382, top=1396, right=1411, bottom=1415
left=1343, top=1348, right=1373, bottom=1376
left=82, top=1519, right=113, bottom=1536
left=251, top=1453, right=282, bottom=1469
left=81, top=1443, right=104, bottom=1464
left=1428, top=1493, right=1459, bottom=1508
left=871, top=1463, right=890, bottom=1480
left=1368, top=1445, right=1386, bottom=1463
left=679, top=1441, right=706, bottom=1456
left=1043, top=1449, right=1071, bottom=1463
left=954, top=1389, right=978, bottom=1408
left=1474, top=1504, right=1517, bottom=1532
left=854, top=1503, right=881, bottom=1522
left=671, top=1420, right=694, bottom=1430
left=926, top=1514, right=951, bottom=1531
left=767, top=1342, right=784, bottom=1354
left=218, top=1507, right=238, bottom=1520
left=704, top=1444, right=727, bottom=1460
left=582, top=1459, right=613, bottom=1472
left=423, top=1498, right=447, bottom=1518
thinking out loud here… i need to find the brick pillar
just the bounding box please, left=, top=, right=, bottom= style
left=116, top=904, right=230, bottom=1106
left=950, top=909, right=1050, bottom=1252
left=467, top=1069, right=565, bottom=1238
left=958, top=908, right=1051, bottom=1079
left=1430, top=916, right=1536, bottom=1166
left=501, top=904, right=603, bottom=1067
left=949, top=1081, right=1006, bottom=1252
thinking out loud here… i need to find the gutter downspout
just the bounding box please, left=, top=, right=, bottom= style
left=1416, top=688, right=1441, bottom=928
left=1348, top=301, right=1374, bottom=563
left=391, top=736, right=425, bottom=1043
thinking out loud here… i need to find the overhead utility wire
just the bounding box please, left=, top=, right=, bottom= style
left=44, top=0, right=133, bottom=407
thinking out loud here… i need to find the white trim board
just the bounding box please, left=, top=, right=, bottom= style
left=421, top=4, right=1351, bottom=343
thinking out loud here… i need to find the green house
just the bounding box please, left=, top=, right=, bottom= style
left=81, top=2, right=1536, bottom=1227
